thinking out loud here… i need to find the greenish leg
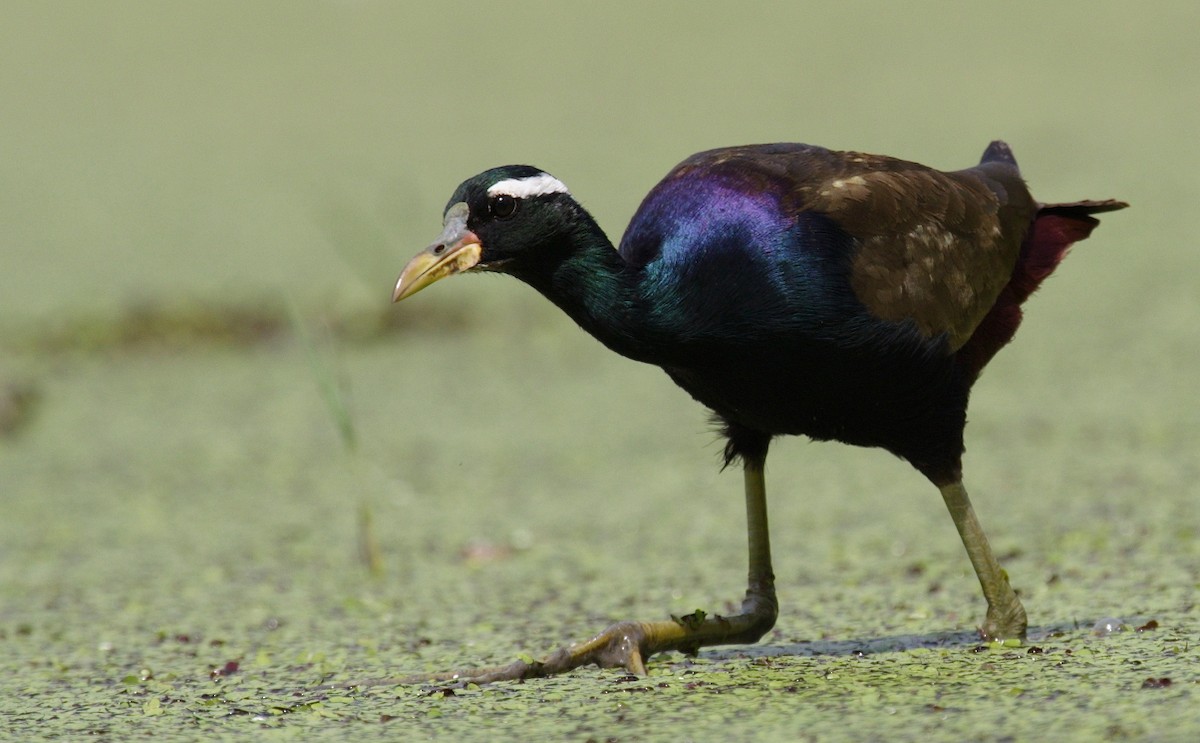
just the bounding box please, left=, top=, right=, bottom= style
left=939, top=480, right=1027, bottom=642
left=388, top=458, right=779, bottom=685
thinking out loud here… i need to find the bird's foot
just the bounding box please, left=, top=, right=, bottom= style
left=979, top=598, right=1028, bottom=644
left=356, top=597, right=777, bottom=687
left=335, top=620, right=656, bottom=687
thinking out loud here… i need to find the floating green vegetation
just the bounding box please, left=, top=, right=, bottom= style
left=0, top=299, right=473, bottom=356
left=4, top=1, right=1199, bottom=741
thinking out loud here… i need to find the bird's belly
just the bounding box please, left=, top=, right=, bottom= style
left=662, top=341, right=969, bottom=459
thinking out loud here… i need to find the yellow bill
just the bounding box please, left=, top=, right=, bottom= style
left=393, top=202, right=481, bottom=302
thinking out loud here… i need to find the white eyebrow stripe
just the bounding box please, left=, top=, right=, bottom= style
left=487, top=173, right=570, bottom=199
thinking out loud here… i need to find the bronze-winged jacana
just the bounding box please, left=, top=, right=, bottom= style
left=392, top=141, right=1126, bottom=683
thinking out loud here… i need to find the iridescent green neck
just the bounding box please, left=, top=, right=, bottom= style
left=506, top=218, right=664, bottom=364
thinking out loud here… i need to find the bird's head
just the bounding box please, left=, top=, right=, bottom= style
left=393, top=166, right=576, bottom=302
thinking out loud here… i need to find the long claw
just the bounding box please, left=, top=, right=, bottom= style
left=338, top=596, right=777, bottom=688
left=625, top=648, right=647, bottom=676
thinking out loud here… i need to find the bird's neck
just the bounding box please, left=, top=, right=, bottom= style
left=508, top=217, right=662, bottom=363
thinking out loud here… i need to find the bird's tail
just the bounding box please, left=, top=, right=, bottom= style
left=959, top=197, right=1128, bottom=377
left=1011, top=199, right=1128, bottom=303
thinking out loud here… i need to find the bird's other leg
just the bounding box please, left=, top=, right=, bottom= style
left=381, top=446, right=779, bottom=686
left=937, top=479, right=1027, bottom=642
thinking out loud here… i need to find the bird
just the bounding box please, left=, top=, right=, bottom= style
left=391, top=141, right=1126, bottom=684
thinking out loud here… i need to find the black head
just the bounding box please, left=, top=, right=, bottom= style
left=393, top=166, right=577, bottom=301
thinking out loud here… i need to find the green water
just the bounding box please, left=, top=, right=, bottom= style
left=2, top=2, right=1197, bottom=740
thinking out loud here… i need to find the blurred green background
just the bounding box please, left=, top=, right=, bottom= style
left=2, top=1, right=1197, bottom=739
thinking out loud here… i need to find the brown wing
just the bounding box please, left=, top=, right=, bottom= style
left=671, top=144, right=1038, bottom=350
left=826, top=159, right=1037, bottom=350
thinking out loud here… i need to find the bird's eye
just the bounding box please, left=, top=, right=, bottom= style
left=490, top=194, right=518, bottom=219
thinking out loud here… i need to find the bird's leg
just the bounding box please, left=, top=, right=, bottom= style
left=383, top=458, right=779, bottom=686
left=938, top=480, right=1027, bottom=642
